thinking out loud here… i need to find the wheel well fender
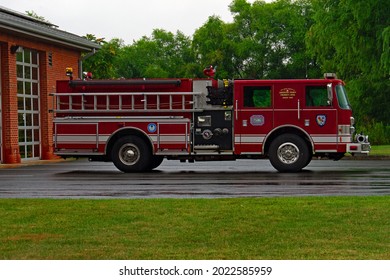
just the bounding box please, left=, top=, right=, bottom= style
left=263, top=125, right=314, bottom=155
left=105, top=127, right=154, bottom=160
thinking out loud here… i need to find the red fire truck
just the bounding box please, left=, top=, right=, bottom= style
left=52, top=69, right=370, bottom=172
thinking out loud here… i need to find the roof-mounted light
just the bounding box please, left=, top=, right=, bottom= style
left=324, top=73, right=337, bottom=79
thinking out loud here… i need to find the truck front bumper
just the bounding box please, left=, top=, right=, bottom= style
left=347, top=142, right=371, bottom=154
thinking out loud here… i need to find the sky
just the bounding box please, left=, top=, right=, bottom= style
left=1, top=0, right=270, bottom=44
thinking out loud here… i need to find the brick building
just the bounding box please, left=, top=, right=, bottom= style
left=0, top=6, right=100, bottom=164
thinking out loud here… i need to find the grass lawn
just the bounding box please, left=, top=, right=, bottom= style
left=370, top=145, right=390, bottom=156
left=0, top=197, right=389, bottom=260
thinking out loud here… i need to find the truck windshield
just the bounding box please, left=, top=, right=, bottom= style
left=335, top=85, right=351, bottom=110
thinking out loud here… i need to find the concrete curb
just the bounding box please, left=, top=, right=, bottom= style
left=0, top=158, right=75, bottom=169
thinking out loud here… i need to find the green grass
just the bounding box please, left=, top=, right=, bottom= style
left=0, top=197, right=389, bottom=260
left=370, top=145, right=390, bottom=156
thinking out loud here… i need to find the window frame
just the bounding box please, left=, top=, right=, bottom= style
left=243, top=86, right=272, bottom=108
left=305, top=86, right=331, bottom=107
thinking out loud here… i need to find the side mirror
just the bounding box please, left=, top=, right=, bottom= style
left=327, top=83, right=333, bottom=106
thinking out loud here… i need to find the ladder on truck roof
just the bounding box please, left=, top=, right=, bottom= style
left=51, top=91, right=205, bottom=114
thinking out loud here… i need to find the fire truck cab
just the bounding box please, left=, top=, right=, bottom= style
left=52, top=71, right=370, bottom=172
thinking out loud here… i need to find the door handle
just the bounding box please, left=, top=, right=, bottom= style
left=297, top=99, right=301, bottom=120
left=235, top=100, right=238, bottom=120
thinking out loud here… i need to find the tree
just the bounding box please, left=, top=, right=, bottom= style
left=116, top=29, right=194, bottom=78
left=83, top=1, right=318, bottom=80
left=82, top=37, right=123, bottom=79
left=228, top=0, right=319, bottom=79
left=307, top=0, right=390, bottom=125
left=192, top=16, right=236, bottom=78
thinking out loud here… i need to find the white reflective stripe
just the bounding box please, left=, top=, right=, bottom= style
left=158, top=135, right=188, bottom=142
left=150, top=136, right=158, bottom=142
left=339, top=136, right=352, bottom=143
left=241, top=136, right=265, bottom=143
left=312, top=135, right=352, bottom=143
left=56, top=135, right=97, bottom=142
left=232, top=134, right=353, bottom=150
left=58, top=134, right=188, bottom=145
left=59, top=134, right=351, bottom=146
left=98, top=135, right=110, bottom=142
left=150, top=135, right=189, bottom=143
left=312, top=136, right=338, bottom=143
left=235, top=135, right=265, bottom=144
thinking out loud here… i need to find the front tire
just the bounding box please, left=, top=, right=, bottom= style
left=269, top=134, right=310, bottom=172
left=111, top=136, right=152, bottom=173
left=147, top=156, right=164, bottom=171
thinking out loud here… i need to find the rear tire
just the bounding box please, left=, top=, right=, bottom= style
left=111, top=136, right=152, bottom=173
left=269, top=134, right=310, bottom=172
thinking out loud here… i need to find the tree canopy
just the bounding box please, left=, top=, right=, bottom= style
left=307, top=0, right=390, bottom=125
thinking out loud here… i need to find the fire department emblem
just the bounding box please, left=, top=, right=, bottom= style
left=147, top=123, right=157, bottom=133
left=316, top=115, right=327, bottom=127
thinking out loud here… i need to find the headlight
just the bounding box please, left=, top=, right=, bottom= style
left=350, top=117, right=355, bottom=125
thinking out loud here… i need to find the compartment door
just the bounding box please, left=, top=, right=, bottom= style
left=54, top=122, right=98, bottom=153
left=234, top=84, right=273, bottom=154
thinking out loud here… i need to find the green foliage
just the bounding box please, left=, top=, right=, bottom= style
left=357, top=121, right=390, bottom=145
left=25, top=10, right=50, bottom=23
left=381, top=27, right=390, bottom=74
left=84, top=30, right=194, bottom=79
left=234, top=0, right=319, bottom=78
left=347, top=78, right=390, bottom=127
left=82, top=37, right=123, bottom=79
left=83, top=0, right=319, bottom=80
left=307, top=0, right=390, bottom=126
left=192, top=16, right=236, bottom=78
left=83, top=23, right=239, bottom=80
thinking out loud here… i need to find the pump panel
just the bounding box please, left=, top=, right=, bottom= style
left=193, top=110, right=233, bottom=151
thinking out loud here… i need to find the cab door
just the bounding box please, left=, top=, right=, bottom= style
left=234, top=81, right=273, bottom=154
left=301, top=84, right=338, bottom=153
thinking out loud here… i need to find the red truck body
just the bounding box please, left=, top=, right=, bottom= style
left=52, top=74, right=370, bottom=172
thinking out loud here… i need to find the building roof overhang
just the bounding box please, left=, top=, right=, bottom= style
left=0, top=6, right=101, bottom=52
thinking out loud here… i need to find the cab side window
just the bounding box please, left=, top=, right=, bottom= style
left=306, top=86, right=330, bottom=107
left=244, top=86, right=272, bottom=108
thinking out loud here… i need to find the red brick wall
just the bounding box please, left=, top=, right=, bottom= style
left=0, top=32, right=82, bottom=163
left=1, top=41, right=20, bottom=163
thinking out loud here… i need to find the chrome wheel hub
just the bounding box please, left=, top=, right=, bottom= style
left=119, top=144, right=140, bottom=166
left=277, top=142, right=300, bottom=164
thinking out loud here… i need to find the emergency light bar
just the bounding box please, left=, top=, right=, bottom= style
left=324, top=73, right=337, bottom=79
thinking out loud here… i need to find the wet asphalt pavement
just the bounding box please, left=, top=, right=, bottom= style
left=0, top=158, right=389, bottom=198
